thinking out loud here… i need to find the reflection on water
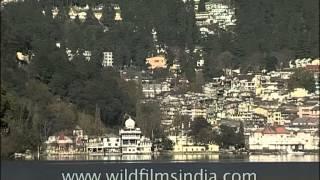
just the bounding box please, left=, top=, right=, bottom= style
left=44, top=153, right=319, bottom=162
left=102, top=155, right=153, bottom=161
left=171, top=154, right=219, bottom=161
left=249, top=154, right=319, bottom=162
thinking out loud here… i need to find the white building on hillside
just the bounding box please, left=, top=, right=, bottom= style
left=1, top=0, right=23, bottom=6
left=52, top=7, right=59, bottom=18
left=102, top=52, right=113, bottom=67
left=83, top=50, right=92, bottom=61
left=142, top=81, right=171, bottom=98
left=114, top=5, right=122, bottom=21
left=195, top=0, right=236, bottom=30
left=69, top=5, right=89, bottom=21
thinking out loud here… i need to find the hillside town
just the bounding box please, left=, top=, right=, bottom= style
left=1, top=0, right=319, bottom=161
left=41, top=56, right=320, bottom=156
left=138, top=57, right=320, bottom=153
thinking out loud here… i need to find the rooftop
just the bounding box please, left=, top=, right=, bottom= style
left=257, top=126, right=289, bottom=134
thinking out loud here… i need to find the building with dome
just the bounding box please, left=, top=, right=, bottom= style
left=119, top=117, right=152, bottom=154
left=86, top=117, right=152, bottom=155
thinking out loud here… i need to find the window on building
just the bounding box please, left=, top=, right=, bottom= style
left=123, top=140, right=129, bottom=145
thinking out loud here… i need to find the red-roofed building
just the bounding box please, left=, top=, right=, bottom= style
left=45, top=127, right=88, bottom=155
left=274, top=126, right=288, bottom=134
left=248, top=126, right=319, bottom=152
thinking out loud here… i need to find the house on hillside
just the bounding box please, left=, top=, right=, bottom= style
left=102, top=52, right=113, bottom=67
left=297, top=104, right=320, bottom=118
left=146, top=56, right=167, bottom=70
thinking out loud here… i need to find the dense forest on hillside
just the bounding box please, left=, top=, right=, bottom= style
left=1, top=0, right=319, bottom=158
left=203, top=0, right=319, bottom=78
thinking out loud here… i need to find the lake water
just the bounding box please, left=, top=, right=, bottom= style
left=43, top=153, right=319, bottom=162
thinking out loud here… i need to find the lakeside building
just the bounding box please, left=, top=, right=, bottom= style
left=46, top=118, right=152, bottom=155
left=119, top=117, right=152, bottom=154
left=168, top=135, right=219, bottom=153
left=45, top=134, right=75, bottom=154
left=45, top=126, right=88, bottom=155
left=86, top=117, right=152, bottom=155
left=87, top=135, right=121, bottom=155
left=248, top=126, right=319, bottom=152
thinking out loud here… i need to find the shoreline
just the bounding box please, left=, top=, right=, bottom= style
left=43, top=150, right=320, bottom=156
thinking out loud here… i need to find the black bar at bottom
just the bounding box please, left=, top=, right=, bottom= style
left=1, top=161, right=319, bottom=180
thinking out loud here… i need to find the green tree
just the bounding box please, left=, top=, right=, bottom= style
left=217, top=124, right=244, bottom=149
left=288, top=68, right=315, bottom=92
left=263, top=55, right=278, bottom=72
left=161, top=138, right=173, bottom=150
left=198, top=0, right=207, bottom=12
left=238, top=121, right=245, bottom=148
left=172, top=114, right=191, bottom=135
left=153, top=68, right=169, bottom=82
left=234, top=0, right=319, bottom=65
left=136, top=102, right=162, bottom=139
left=189, top=117, right=213, bottom=144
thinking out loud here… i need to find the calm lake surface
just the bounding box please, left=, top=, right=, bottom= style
left=43, top=153, right=319, bottom=162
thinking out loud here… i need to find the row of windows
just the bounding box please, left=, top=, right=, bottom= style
left=105, top=139, right=119, bottom=142
left=106, top=143, right=119, bottom=146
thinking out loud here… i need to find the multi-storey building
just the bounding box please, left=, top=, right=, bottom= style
left=195, top=0, right=236, bottom=31
left=142, top=81, right=171, bottom=98
left=145, top=56, right=167, bottom=70
left=297, top=104, right=320, bottom=118
left=248, top=126, right=319, bottom=151
left=119, top=117, right=152, bottom=154
left=83, top=50, right=92, bottom=61
left=86, top=117, right=152, bottom=155
left=114, top=4, right=123, bottom=21
left=102, top=52, right=113, bottom=67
